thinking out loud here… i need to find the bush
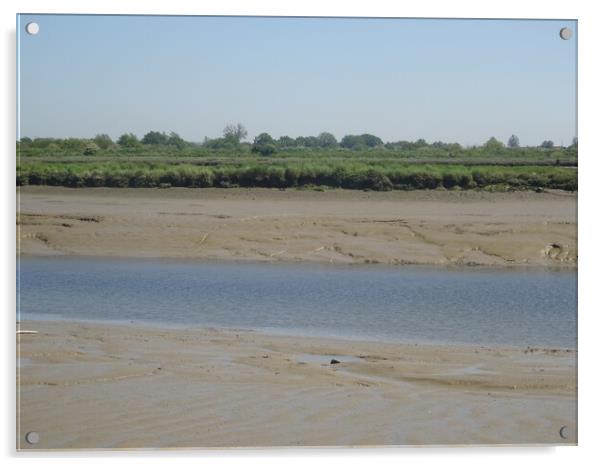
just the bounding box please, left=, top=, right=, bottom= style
left=83, top=142, right=100, bottom=156
left=254, top=143, right=276, bottom=156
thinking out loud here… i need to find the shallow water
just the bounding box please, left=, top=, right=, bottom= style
left=17, top=257, right=576, bottom=348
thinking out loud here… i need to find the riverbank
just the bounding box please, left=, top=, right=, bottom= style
left=17, top=187, right=577, bottom=267
left=17, top=319, right=576, bottom=449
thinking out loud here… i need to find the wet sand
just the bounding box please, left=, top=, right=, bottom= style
left=17, top=320, right=576, bottom=449
left=18, top=187, right=576, bottom=267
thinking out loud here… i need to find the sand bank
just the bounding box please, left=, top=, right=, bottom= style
left=18, top=187, right=576, bottom=267
left=17, top=320, right=576, bottom=449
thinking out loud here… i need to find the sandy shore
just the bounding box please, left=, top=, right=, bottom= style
left=18, top=187, right=576, bottom=267
left=17, top=320, right=576, bottom=449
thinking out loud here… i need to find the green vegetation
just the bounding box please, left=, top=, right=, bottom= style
left=17, top=160, right=576, bottom=191
left=16, top=126, right=577, bottom=191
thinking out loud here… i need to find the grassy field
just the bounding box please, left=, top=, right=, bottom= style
left=18, top=145, right=577, bottom=164
left=17, top=138, right=578, bottom=192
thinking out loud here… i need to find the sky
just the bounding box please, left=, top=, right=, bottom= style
left=17, top=15, right=577, bottom=146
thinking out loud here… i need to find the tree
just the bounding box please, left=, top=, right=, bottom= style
left=431, top=141, right=461, bottom=152
left=223, top=123, right=248, bottom=144
left=61, top=138, right=87, bottom=151
left=293, top=136, right=320, bottom=148
left=252, top=133, right=276, bottom=156
left=142, top=131, right=169, bottom=145
left=316, top=132, right=338, bottom=149
left=570, top=137, right=578, bottom=148
left=540, top=140, right=555, bottom=149
left=340, top=135, right=363, bottom=149
left=117, top=133, right=140, bottom=147
left=507, top=134, right=520, bottom=148
left=340, top=134, right=383, bottom=150
left=295, top=136, right=307, bottom=147
left=483, top=137, right=505, bottom=154
left=277, top=136, right=296, bottom=148
left=385, top=140, right=413, bottom=150
left=93, top=134, right=113, bottom=150
left=361, top=134, right=383, bottom=148
left=30, top=138, right=57, bottom=148
left=167, top=132, right=186, bottom=149
left=304, top=136, right=320, bottom=148
left=19, top=137, right=32, bottom=144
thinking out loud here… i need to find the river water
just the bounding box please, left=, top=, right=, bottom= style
left=17, top=257, right=577, bottom=348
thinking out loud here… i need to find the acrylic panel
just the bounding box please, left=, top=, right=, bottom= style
left=16, top=14, right=577, bottom=450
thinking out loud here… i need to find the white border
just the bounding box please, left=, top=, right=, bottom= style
left=3, top=1, right=601, bottom=464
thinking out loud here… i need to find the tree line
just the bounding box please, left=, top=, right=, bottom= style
left=17, top=123, right=577, bottom=157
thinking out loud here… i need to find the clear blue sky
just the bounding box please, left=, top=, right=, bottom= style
left=17, top=15, right=577, bottom=146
